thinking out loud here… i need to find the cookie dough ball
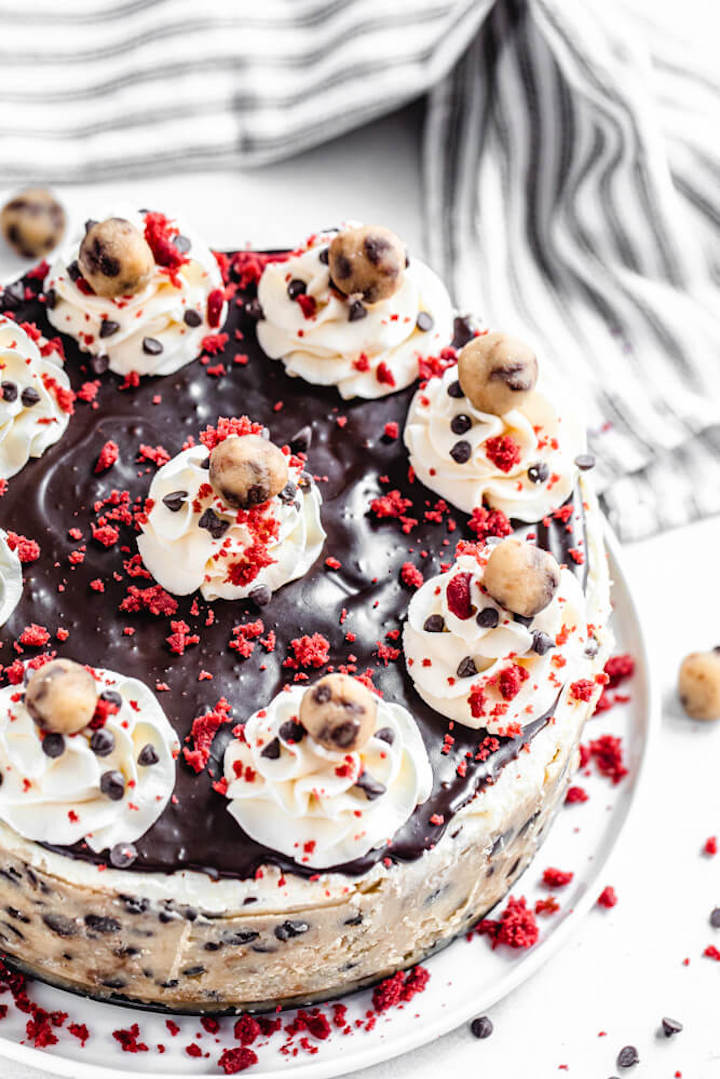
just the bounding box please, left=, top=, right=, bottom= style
left=209, top=434, right=289, bottom=509
left=328, top=225, right=406, bottom=304
left=25, top=659, right=98, bottom=735
left=0, top=188, right=66, bottom=258
left=483, top=538, right=560, bottom=618
left=299, top=674, right=378, bottom=753
left=78, top=217, right=155, bottom=298
left=458, top=332, right=538, bottom=415
left=678, top=650, right=720, bottom=721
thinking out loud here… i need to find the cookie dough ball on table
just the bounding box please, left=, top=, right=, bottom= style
left=79, top=217, right=155, bottom=298
left=25, top=659, right=98, bottom=735
left=458, top=332, right=538, bottom=415
left=300, top=674, right=378, bottom=752
left=483, top=538, right=560, bottom=619
left=0, top=188, right=66, bottom=258
left=678, top=650, right=720, bottom=720
left=209, top=434, right=289, bottom=509
left=329, top=225, right=406, bottom=304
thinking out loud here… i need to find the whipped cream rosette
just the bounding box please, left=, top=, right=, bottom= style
left=257, top=226, right=454, bottom=399
left=404, top=362, right=586, bottom=520
left=45, top=208, right=226, bottom=378
left=0, top=530, right=22, bottom=626
left=0, top=316, right=71, bottom=479
left=223, top=683, right=432, bottom=868
left=403, top=543, right=589, bottom=734
left=0, top=664, right=179, bottom=853
left=137, top=419, right=325, bottom=601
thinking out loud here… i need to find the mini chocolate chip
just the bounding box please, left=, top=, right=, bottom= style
left=222, top=929, right=259, bottom=945
left=279, top=720, right=304, bottom=743
left=354, top=771, right=386, bottom=800
left=182, top=965, right=205, bottom=977
left=1, top=381, right=18, bottom=402
left=298, top=470, right=313, bottom=488
left=287, top=278, right=306, bottom=299
left=532, top=631, right=555, bottom=655
left=375, top=727, right=395, bottom=745
left=90, top=728, right=115, bottom=757
left=84, top=914, right=120, bottom=934
left=110, top=843, right=138, bottom=868
left=100, top=689, right=122, bottom=708
left=661, top=1017, right=683, bottom=1037
left=173, top=234, right=191, bottom=253
left=261, top=737, right=281, bottom=760
left=198, top=507, right=229, bottom=540
left=710, top=907, right=720, bottom=928
left=344, top=913, right=363, bottom=926
left=20, top=386, right=40, bottom=407
left=162, top=489, right=188, bottom=512
left=319, top=247, right=329, bottom=264
left=456, top=656, right=477, bottom=678
left=450, top=440, right=472, bottom=464
left=100, top=770, right=125, bottom=801
left=142, top=336, right=163, bottom=355
left=289, top=425, right=312, bottom=454
left=249, top=584, right=271, bottom=608
left=528, top=462, right=549, bottom=484
left=470, top=1016, right=493, bottom=1039
left=44, top=287, right=57, bottom=309
left=447, top=379, right=464, bottom=398
left=416, top=311, right=434, bottom=332
left=348, top=299, right=367, bottom=322
left=575, top=453, right=596, bottom=470
left=476, top=607, right=499, bottom=629
left=137, top=743, right=159, bottom=767
left=452, top=315, right=475, bottom=349
left=183, top=308, right=202, bottom=327
left=42, top=732, right=65, bottom=758
left=43, top=913, right=77, bottom=937
left=616, top=1046, right=639, bottom=1068
left=99, top=319, right=120, bottom=338
left=450, top=413, right=472, bottom=435
left=274, top=919, right=309, bottom=941
left=244, top=298, right=264, bottom=320
left=423, top=614, right=445, bottom=633
left=91, top=353, right=110, bottom=375
left=278, top=481, right=298, bottom=503
left=585, top=639, right=599, bottom=658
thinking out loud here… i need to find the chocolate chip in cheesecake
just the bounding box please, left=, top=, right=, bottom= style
left=274, top=919, right=309, bottom=941
left=183, top=308, right=202, bottom=328
left=41, top=732, right=66, bottom=758
left=25, top=658, right=98, bottom=735
left=476, top=607, right=499, bottom=629
left=79, top=217, right=155, bottom=298
left=328, top=225, right=406, bottom=304
left=110, top=842, right=138, bottom=868
left=457, top=332, right=538, bottom=415
left=84, top=914, right=121, bottom=934
left=299, top=673, right=378, bottom=753
left=137, top=743, right=159, bottom=767
left=100, top=770, right=125, bottom=801
left=483, top=538, right=560, bottom=619
left=90, top=728, right=115, bottom=757
left=198, top=507, right=230, bottom=540
left=1, top=188, right=66, bottom=258
left=162, top=489, right=188, bottom=512
left=677, top=650, right=720, bottom=720
left=209, top=433, right=289, bottom=509
left=527, top=461, right=549, bottom=484
left=20, top=386, right=40, bottom=407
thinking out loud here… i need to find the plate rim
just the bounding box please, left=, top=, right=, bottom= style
left=0, top=526, right=659, bottom=1079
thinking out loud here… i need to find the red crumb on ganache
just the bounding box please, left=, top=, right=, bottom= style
left=229, top=619, right=265, bottom=659
left=484, top=434, right=522, bottom=473
left=201, top=332, right=228, bottom=356
left=94, top=440, right=118, bottom=473
left=383, top=421, right=399, bottom=440
left=467, top=505, right=512, bottom=542
left=183, top=697, right=232, bottom=773
left=120, top=584, right=178, bottom=617
left=369, top=489, right=418, bottom=534
left=472, top=895, right=539, bottom=950
left=166, top=620, right=200, bottom=655
left=400, top=562, right=424, bottom=589
left=199, top=415, right=264, bottom=450
left=542, top=867, right=574, bottom=888
left=18, top=624, right=50, bottom=647
left=5, top=532, right=40, bottom=563
left=41, top=373, right=75, bottom=415
left=283, top=634, right=330, bottom=670
left=137, top=443, right=170, bottom=468
left=596, top=886, right=617, bottom=909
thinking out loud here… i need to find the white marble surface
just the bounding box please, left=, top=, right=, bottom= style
left=1, top=62, right=719, bottom=1079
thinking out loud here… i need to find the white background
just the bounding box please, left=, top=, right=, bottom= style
left=1, top=2, right=719, bottom=1074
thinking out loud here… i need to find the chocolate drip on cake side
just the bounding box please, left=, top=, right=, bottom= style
left=0, top=260, right=588, bottom=882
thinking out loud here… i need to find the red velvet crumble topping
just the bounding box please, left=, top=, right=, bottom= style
left=283, top=634, right=330, bottom=671
left=400, top=562, right=424, bottom=589
left=484, top=434, right=522, bottom=473
left=94, top=440, right=119, bottom=474
left=467, top=505, right=512, bottom=542
left=542, top=867, right=574, bottom=888
left=143, top=212, right=189, bottom=277
left=446, top=571, right=473, bottom=620
left=183, top=697, right=232, bottom=773
left=120, top=585, right=178, bottom=617
left=218, top=1047, right=259, bottom=1073
left=473, top=895, right=539, bottom=950
left=604, top=652, right=635, bottom=688
left=589, top=734, right=628, bottom=785
left=596, top=885, right=617, bottom=909
left=5, top=532, right=40, bottom=563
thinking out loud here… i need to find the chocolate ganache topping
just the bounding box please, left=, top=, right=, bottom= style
left=0, top=257, right=588, bottom=881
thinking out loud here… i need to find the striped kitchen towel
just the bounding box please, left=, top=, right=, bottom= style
left=0, top=0, right=718, bottom=540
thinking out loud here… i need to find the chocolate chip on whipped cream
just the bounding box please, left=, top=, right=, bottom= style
left=328, top=225, right=406, bottom=304
left=483, top=538, right=560, bottom=619
left=209, top=433, right=289, bottom=509
left=298, top=673, right=377, bottom=753
left=457, top=332, right=538, bottom=416
left=79, top=218, right=155, bottom=298
left=25, top=658, right=98, bottom=735
left=1, top=188, right=66, bottom=258
left=678, top=649, right=720, bottom=721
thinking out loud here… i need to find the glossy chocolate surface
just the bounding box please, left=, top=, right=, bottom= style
left=0, top=260, right=587, bottom=880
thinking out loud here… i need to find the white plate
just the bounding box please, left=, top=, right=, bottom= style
left=0, top=532, right=656, bottom=1078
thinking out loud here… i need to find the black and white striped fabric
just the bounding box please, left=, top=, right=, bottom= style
left=1, top=0, right=718, bottom=540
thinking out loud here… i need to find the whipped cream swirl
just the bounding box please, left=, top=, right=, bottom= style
left=0, top=530, right=22, bottom=627
left=0, top=665, right=179, bottom=851
left=403, top=545, right=588, bottom=734
left=45, top=208, right=226, bottom=378
left=0, top=316, right=71, bottom=479
left=257, top=229, right=454, bottom=399
left=223, top=684, right=432, bottom=868
left=137, top=440, right=325, bottom=601
left=404, top=363, right=586, bottom=520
